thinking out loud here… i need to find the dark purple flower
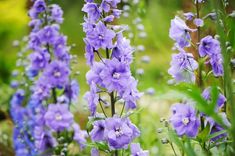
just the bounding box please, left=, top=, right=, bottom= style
left=90, top=120, right=106, bottom=141
left=100, top=58, right=131, bottom=93
left=86, top=21, right=115, bottom=50
left=202, top=87, right=226, bottom=111
left=43, top=60, right=70, bottom=87
left=199, top=35, right=221, bottom=57
left=169, top=16, right=195, bottom=48
left=82, top=3, right=101, bottom=22
left=29, top=49, right=50, bottom=70
left=130, top=143, right=149, bottom=156
left=170, top=103, right=200, bottom=137
left=168, top=49, right=198, bottom=83
left=44, top=104, right=74, bottom=131
left=29, top=0, right=46, bottom=19
left=64, top=80, right=80, bottom=102
left=104, top=116, right=139, bottom=150
left=209, top=53, right=224, bottom=77
left=205, top=113, right=230, bottom=142
left=84, top=82, right=99, bottom=116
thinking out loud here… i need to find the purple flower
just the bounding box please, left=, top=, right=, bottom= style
left=82, top=3, right=101, bottom=22
left=104, top=116, right=139, bottom=150
left=29, top=32, right=41, bottom=50
left=86, top=21, right=115, bottom=50
left=43, top=60, right=70, bottom=88
left=39, top=24, right=59, bottom=44
left=168, top=49, right=198, bottom=83
left=86, top=61, right=105, bottom=86
left=202, top=87, right=226, bottom=111
left=34, top=126, right=57, bottom=151
left=91, top=148, right=100, bottom=156
left=184, top=12, right=194, bottom=21
left=32, top=77, right=51, bottom=101
left=199, top=35, right=221, bottom=57
left=194, top=18, right=204, bottom=27
left=121, top=78, right=143, bottom=110
left=210, top=53, right=224, bottom=77
left=90, top=120, right=106, bottom=141
left=84, top=39, right=95, bottom=66
left=84, top=82, right=99, bottom=116
left=53, top=35, right=70, bottom=62
left=29, top=0, right=46, bottom=19
left=170, top=103, right=200, bottom=137
left=130, top=143, right=149, bottom=156
left=100, top=58, right=131, bottom=93
left=73, top=123, right=88, bottom=149
left=101, top=0, right=121, bottom=12
left=169, top=16, right=195, bottom=48
left=44, top=104, right=74, bottom=131
left=111, top=33, right=134, bottom=64
left=205, top=113, right=230, bottom=142
left=29, top=49, right=50, bottom=70
left=64, top=80, right=80, bottom=102
left=50, top=4, right=64, bottom=23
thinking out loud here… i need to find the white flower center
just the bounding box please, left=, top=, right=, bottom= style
left=182, top=117, right=189, bottom=125
left=54, top=71, right=61, bottom=78
left=55, top=113, right=62, bottom=121
left=112, top=72, right=120, bottom=79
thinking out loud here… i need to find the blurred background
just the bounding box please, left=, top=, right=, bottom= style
left=0, top=0, right=235, bottom=155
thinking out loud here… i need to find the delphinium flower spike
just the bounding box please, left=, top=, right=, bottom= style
left=82, top=0, right=148, bottom=155
left=10, top=0, right=86, bottom=155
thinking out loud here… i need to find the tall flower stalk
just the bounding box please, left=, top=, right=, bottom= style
left=10, top=0, right=86, bottom=155
left=167, top=0, right=230, bottom=155
left=82, top=0, right=148, bottom=155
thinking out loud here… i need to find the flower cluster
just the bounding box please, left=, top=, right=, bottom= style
left=11, top=0, right=86, bottom=155
left=82, top=0, right=147, bottom=154
left=168, top=1, right=228, bottom=144
left=168, top=16, right=198, bottom=83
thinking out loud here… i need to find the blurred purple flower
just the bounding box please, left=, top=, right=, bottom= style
left=44, top=104, right=74, bottom=131
left=194, top=18, right=204, bottom=27
left=170, top=103, right=200, bottom=137
left=168, top=48, right=198, bottom=83
left=90, top=120, right=106, bottom=141
left=169, top=16, right=195, bottom=48
left=43, top=61, right=70, bottom=88
left=84, top=82, right=99, bottom=116
left=130, top=143, right=149, bottom=156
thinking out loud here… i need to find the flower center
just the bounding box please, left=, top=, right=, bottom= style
left=55, top=113, right=62, bottom=121
left=112, top=72, right=120, bottom=79
left=54, top=71, right=61, bottom=78
left=182, top=117, right=190, bottom=125
left=98, top=34, right=104, bottom=39
left=115, top=127, right=123, bottom=137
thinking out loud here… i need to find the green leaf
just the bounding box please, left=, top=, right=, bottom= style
left=197, top=124, right=211, bottom=143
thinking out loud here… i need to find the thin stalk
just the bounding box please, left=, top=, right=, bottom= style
left=195, top=1, right=203, bottom=88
